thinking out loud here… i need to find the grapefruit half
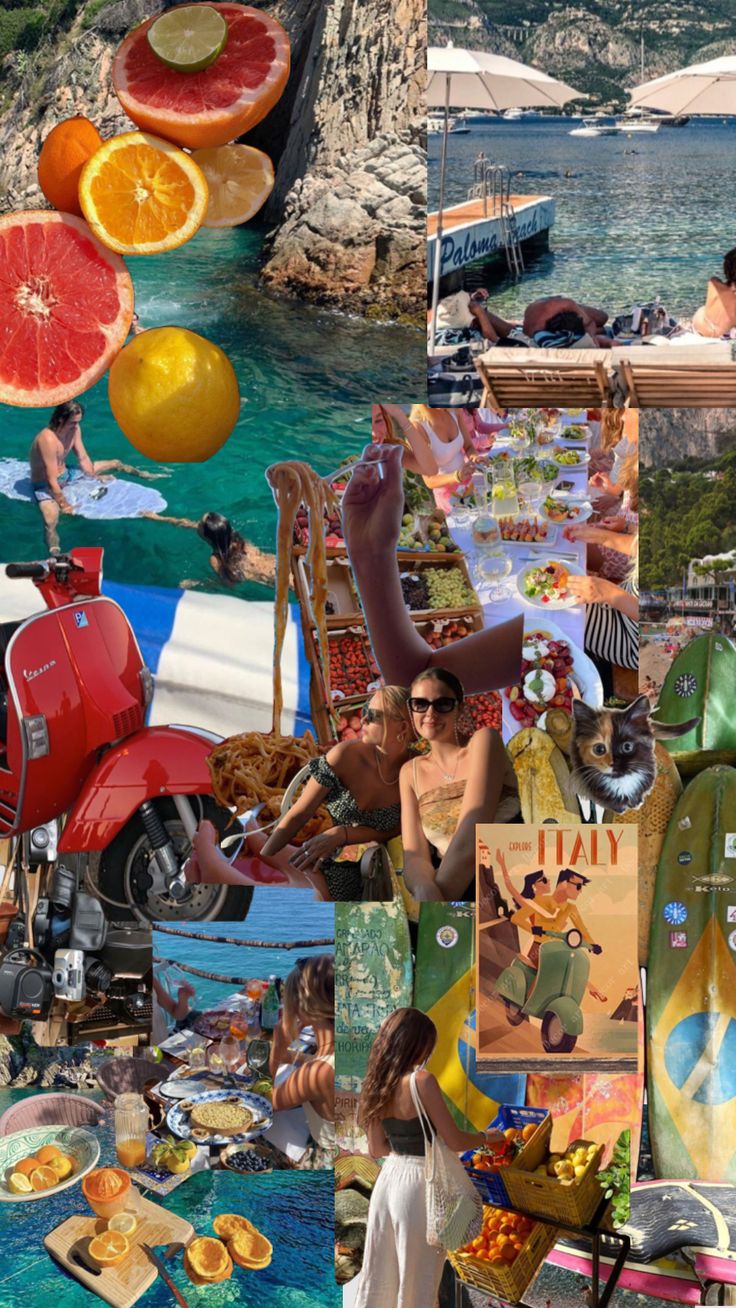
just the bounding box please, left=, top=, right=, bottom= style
left=112, top=4, right=290, bottom=150
left=0, top=212, right=134, bottom=407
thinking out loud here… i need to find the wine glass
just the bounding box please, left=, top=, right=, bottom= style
left=519, top=479, right=543, bottom=517
left=476, top=550, right=514, bottom=602
left=220, top=1036, right=242, bottom=1078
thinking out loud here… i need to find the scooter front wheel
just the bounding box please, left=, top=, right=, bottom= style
left=541, top=1010, right=577, bottom=1055
left=97, top=796, right=253, bottom=923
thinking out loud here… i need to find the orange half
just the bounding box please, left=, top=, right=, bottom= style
left=79, top=131, right=208, bottom=255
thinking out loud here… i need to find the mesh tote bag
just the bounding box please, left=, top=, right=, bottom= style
left=409, top=1069, right=483, bottom=1251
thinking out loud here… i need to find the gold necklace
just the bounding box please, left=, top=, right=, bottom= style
left=374, top=747, right=401, bottom=786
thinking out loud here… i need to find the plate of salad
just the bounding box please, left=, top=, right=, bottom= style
left=517, top=559, right=585, bottom=609
left=556, top=423, right=591, bottom=445
left=539, top=494, right=593, bottom=525
left=515, top=455, right=559, bottom=487
left=552, top=446, right=590, bottom=468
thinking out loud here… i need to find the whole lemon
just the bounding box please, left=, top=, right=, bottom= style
left=108, top=326, right=240, bottom=462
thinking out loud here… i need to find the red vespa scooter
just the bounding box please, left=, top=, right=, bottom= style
left=0, top=549, right=249, bottom=922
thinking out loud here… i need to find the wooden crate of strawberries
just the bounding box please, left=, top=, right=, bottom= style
left=449, top=1205, right=557, bottom=1302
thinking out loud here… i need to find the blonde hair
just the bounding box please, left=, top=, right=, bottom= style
left=373, top=685, right=411, bottom=751
left=282, top=954, right=334, bottom=1040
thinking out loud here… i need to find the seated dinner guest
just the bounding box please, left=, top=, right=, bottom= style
left=400, top=668, right=520, bottom=903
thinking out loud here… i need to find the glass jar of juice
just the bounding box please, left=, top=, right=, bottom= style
left=114, top=1093, right=148, bottom=1168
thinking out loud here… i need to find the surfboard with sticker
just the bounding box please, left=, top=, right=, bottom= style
left=647, top=765, right=736, bottom=1182
left=656, top=633, right=736, bottom=775
left=413, top=903, right=525, bottom=1130
left=334, top=901, right=413, bottom=1094
left=0, top=459, right=167, bottom=518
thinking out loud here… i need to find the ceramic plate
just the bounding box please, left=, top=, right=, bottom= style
left=552, top=447, right=591, bottom=468
left=539, top=496, right=594, bottom=526
left=500, top=619, right=603, bottom=743
left=166, top=1088, right=273, bottom=1146
left=0, top=1125, right=99, bottom=1202
left=556, top=423, right=591, bottom=445
left=516, top=559, right=586, bottom=610
left=158, top=1066, right=255, bottom=1100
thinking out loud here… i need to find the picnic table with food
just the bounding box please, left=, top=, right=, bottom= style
left=0, top=1037, right=333, bottom=1306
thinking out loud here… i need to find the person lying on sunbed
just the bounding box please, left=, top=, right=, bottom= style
left=529, top=309, right=612, bottom=350
left=692, top=247, right=736, bottom=338
left=524, top=296, right=610, bottom=345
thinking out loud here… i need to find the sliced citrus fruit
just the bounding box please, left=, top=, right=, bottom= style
left=0, top=211, right=134, bottom=407
left=191, top=144, right=274, bottom=227
left=7, top=1172, right=33, bottom=1194
left=187, top=1236, right=232, bottom=1280
left=108, top=1211, right=138, bottom=1237
left=47, top=1154, right=74, bottom=1181
left=148, top=4, right=228, bottom=73
left=79, top=131, right=208, bottom=256
left=113, top=4, right=290, bottom=150
left=13, top=1156, right=40, bottom=1178
left=30, top=1165, right=58, bottom=1191
left=108, top=326, right=240, bottom=462
left=37, top=116, right=103, bottom=217
left=213, top=1213, right=251, bottom=1241
left=36, top=1144, right=62, bottom=1166
left=88, top=1230, right=130, bottom=1268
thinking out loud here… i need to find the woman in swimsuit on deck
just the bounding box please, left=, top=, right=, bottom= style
left=693, top=248, right=736, bottom=338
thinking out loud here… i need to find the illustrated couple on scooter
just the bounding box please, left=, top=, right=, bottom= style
left=494, top=850, right=606, bottom=1054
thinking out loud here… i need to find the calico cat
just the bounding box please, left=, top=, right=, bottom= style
left=571, top=695, right=699, bottom=814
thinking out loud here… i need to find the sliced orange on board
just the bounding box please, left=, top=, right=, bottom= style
left=112, top=4, right=290, bottom=150
left=79, top=132, right=208, bottom=256
left=88, top=1231, right=130, bottom=1268
left=0, top=211, right=134, bottom=407
left=191, top=144, right=274, bottom=227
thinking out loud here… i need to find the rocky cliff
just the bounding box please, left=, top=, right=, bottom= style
left=640, top=409, right=736, bottom=468
left=430, top=0, right=736, bottom=106
left=0, top=0, right=425, bottom=321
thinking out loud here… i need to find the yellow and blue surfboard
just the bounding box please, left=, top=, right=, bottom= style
left=414, top=903, right=524, bottom=1130
left=647, top=766, right=736, bottom=1181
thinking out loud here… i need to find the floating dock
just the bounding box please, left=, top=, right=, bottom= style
left=427, top=194, right=555, bottom=285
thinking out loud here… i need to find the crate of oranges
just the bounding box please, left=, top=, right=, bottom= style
left=449, top=1204, right=558, bottom=1301
left=461, top=1104, right=550, bottom=1206
left=503, top=1136, right=605, bottom=1227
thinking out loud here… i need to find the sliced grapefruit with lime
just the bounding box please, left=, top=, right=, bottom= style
left=0, top=211, right=134, bottom=408
left=112, top=4, right=290, bottom=151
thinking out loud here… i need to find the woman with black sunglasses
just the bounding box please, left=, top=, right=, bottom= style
left=400, top=669, right=520, bottom=902
left=187, top=687, right=413, bottom=900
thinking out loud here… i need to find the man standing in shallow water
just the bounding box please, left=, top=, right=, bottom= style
left=29, top=399, right=152, bottom=553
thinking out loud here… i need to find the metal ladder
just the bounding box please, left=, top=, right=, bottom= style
left=501, top=201, right=525, bottom=279
left=466, top=154, right=524, bottom=278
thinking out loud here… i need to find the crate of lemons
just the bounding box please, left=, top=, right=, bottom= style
left=503, top=1135, right=606, bottom=1227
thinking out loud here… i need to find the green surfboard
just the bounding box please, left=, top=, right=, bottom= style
left=335, top=902, right=413, bottom=1093
left=656, top=633, right=736, bottom=774
left=647, top=765, right=736, bottom=1182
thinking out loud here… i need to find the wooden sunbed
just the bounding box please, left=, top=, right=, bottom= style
left=612, top=344, right=736, bottom=407
left=474, top=349, right=612, bottom=412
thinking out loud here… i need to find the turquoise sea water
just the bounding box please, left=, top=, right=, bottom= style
left=152, top=887, right=334, bottom=1012
left=0, top=226, right=423, bottom=593
left=430, top=117, right=736, bottom=321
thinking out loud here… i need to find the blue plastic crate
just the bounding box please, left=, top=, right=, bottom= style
left=461, top=1104, right=549, bottom=1207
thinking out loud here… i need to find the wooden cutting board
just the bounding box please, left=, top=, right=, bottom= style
left=44, top=1195, right=195, bottom=1308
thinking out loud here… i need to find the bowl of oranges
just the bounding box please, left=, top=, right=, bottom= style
left=0, top=1126, right=99, bottom=1202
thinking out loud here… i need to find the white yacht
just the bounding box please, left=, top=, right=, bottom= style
left=569, top=115, right=618, bottom=137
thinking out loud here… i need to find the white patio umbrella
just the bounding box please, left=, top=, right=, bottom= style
left=629, top=56, right=736, bottom=116
left=428, top=46, right=585, bottom=354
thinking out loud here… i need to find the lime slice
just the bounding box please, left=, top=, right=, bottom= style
left=147, top=5, right=228, bottom=73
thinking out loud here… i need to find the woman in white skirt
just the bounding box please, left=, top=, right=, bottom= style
left=355, top=1008, right=504, bottom=1308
